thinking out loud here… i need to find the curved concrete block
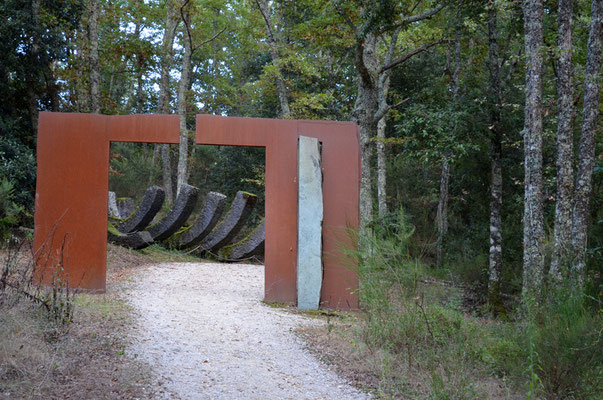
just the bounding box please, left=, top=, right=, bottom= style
left=176, top=191, right=227, bottom=250
left=219, top=220, right=265, bottom=261
left=108, top=223, right=154, bottom=250
left=117, top=197, right=135, bottom=219
left=199, top=191, right=257, bottom=255
left=117, top=186, right=165, bottom=233
left=146, top=184, right=200, bottom=241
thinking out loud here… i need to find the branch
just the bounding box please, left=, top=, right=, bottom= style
left=397, top=4, right=445, bottom=26
left=380, top=39, right=451, bottom=73
left=193, top=27, right=226, bottom=52
left=373, top=97, right=409, bottom=124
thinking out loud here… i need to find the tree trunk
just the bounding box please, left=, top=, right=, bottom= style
left=522, top=0, right=545, bottom=302
left=435, top=26, right=461, bottom=268
left=550, top=0, right=575, bottom=283
left=26, top=0, right=41, bottom=134
left=353, top=33, right=379, bottom=234
left=571, top=0, right=602, bottom=288
left=177, top=6, right=193, bottom=196
left=487, top=4, right=504, bottom=313
left=161, top=144, right=173, bottom=205
left=89, top=0, right=101, bottom=114
left=256, top=0, right=290, bottom=118
left=376, top=116, right=387, bottom=218
left=157, top=0, right=180, bottom=205
left=435, top=159, right=450, bottom=268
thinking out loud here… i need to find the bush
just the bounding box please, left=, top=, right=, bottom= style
left=0, top=137, right=35, bottom=213
left=517, top=288, right=603, bottom=399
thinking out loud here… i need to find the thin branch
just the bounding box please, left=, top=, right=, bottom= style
left=398, top=4, right=445, bottom=26
left=193, top=27, right=226, bottom=52
left=380, top=39, right=452, bottom=73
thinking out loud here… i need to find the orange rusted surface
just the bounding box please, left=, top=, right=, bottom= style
left=196, top=115, right=360, bottom=309
left=34, top=112, right=359, bottom=309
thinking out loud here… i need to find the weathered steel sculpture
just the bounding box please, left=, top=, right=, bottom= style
left=34, top=113, right=359, bottom=309
left=145, top=184, right=199, bottom=241
left=116, top=186, right=165, bottom=233
left=175, top=191, right=227, bottom=250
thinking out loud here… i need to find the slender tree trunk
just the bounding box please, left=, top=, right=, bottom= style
left=376, top=116, right=387, bottom=218
left=435, top=159, right=450, bottom=268
left=89, top=0, right=101, bottom=114
left=157, top=0, right=180, bottom=205
left=571, top=0, right=602, bottom=287
left=436, top=26, right=460, bottom=268
left=487, top=4, right=504, bottom=313
left=375, top=30, right=400, bottom=219
left=177, top=6, right=193, bottom=196
left=353, top=33, right=379, bottom=234
left=551, top=0, right=575, bottom=282
left=27, top=0, right=41, bottom=134
left=256, top=0, right=290, bottom=117
left=522, top=0, right=545, bottom=301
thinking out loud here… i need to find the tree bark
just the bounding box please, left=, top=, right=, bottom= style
left=435, top=159, right=450, bottom=268
left=571, top=0, right=602, bottom=287
left=550, top=0, right=575, bottom=282
left=177, top=5, right=193, bottom=196
left=157, top=0, right=180, bottom=205
left=436, top=25, right=461, bottom=268
left=376, top=116, right=387, bottom=218
left=89, top=0, right=101, bottom=114
left=521, top=0, right=545, bottom=301
left=255, top=0, right=290, bottom=118
left=353, top=33, right=379, bottom=234
left=487, top=3, right=504, bottom=313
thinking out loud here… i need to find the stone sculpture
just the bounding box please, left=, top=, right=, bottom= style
left=219, top=220, right=265, bottom=261
left=116, top=186, right=165, bottom=233
left=175, top=191, right=227, bottom=250
left=145, top=184, right=199, bottom=241
left=198, top=191, right=257, bottom=255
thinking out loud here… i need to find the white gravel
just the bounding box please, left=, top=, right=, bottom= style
left=126, top=262, right=370, bottom=400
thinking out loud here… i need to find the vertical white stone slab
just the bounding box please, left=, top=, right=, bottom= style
left=297, top=136, right=323, bottom=310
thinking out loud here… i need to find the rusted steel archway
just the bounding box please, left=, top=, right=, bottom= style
left=34, top=113, right=360, bottom=309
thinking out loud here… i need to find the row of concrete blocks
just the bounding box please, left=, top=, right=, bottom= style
left=107, top=185, right=264, bottom=262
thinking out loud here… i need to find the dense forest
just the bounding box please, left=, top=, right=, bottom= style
left=1, top=0, right=602, bottom=398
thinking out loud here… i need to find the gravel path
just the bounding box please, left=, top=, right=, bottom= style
left=126, top=262, right=369, bottom=400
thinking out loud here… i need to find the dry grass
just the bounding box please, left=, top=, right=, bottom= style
left=0, top=242, right=160, bottom=399
left=296, top=299, right=524, bottom=400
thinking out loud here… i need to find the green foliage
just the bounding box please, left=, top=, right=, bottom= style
left=0, top=178, right=23, bottom=240
left=516, top=288, right=603, bottom=399
left=0, top=138, right=36, bottom=213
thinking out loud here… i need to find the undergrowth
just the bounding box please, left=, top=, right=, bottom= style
left=349, top=209, right=602, bottom=399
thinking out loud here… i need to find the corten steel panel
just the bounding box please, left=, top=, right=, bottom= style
left=196, top=115, right=360, bottom=309
left=34, top=112, right=359, bottom=309
left=34, top=113, right=180, bottom=291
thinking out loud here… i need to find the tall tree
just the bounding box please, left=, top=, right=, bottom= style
left=436, top=19, right=461, bottom=268
left=89, top=0, right=101, bottom=114
left=255, top=0, right=290, bottom=118
left=335, top=1, right=446, bottom=232
left=521, top=0, right=545, bottom=301
left=487, top=2, right=504, bottom=311
left=158, top=0, right=181, bottom=205
left=571, top=0, right=602, bottom=287
left=550, top=0, right=574, bottom=282
left=176, top=1, right=194, bottom=196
